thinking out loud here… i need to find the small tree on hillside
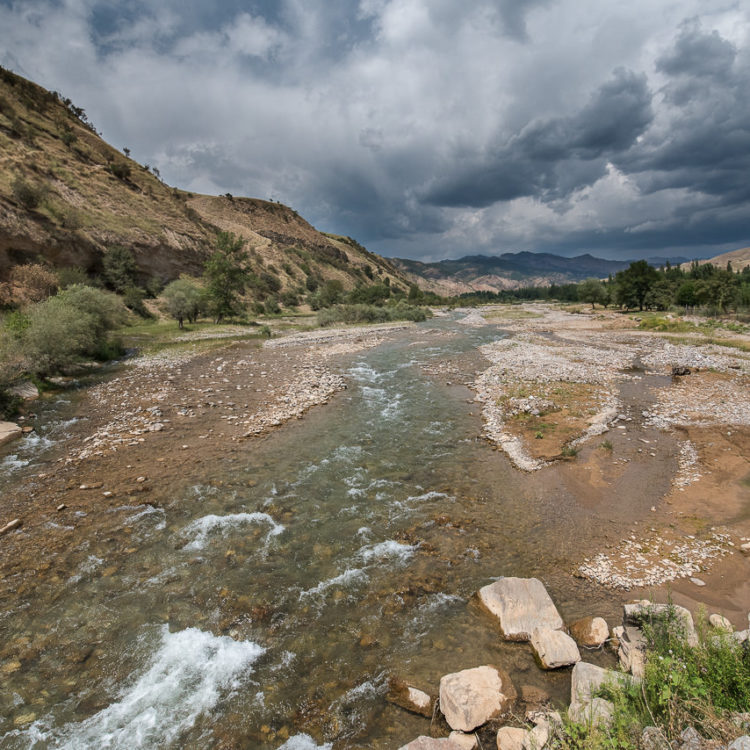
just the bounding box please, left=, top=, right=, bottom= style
left=203, top=232, right=248, bottom=323
left=162, top=279, right=203, bottom=328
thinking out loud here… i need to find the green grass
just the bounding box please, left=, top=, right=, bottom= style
left=552, top=605, right=750, bottom=748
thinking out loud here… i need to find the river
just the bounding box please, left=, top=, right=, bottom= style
left=0, top=316, right=622, bottom=749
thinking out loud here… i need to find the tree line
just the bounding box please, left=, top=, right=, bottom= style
left=455, top=260, right=750, bottom=313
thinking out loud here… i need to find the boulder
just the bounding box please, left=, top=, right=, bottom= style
left=623, top=601, right=698, bottom=647
left=568, top=697, right=614, bottom=727
left=387, top=677, right=435, bottom=718
left=496, top=727, right=527, bottom=750
left=449, top=731, right=478, bottom=750
left=530, top=627, right=580, bottom=669
left=614, top=626, right=646, bottom=679
left=8, top=380, right=39, bottom=401
left=569, top=662, right=632, bottom=729
left=0, top=421, right=22, bottom=447
left=478, top=578, right=563, bottom=641
left=642, top=726, right=669, bottom=750
left=729, top=738, right=750, bottom=750
left=569, top=616, right=609, bottom=648
left=398, top=737, right=463, bottom=750
left=439, top=665, right=514, bottom=732
left=708, top=614, right=732, bottom=632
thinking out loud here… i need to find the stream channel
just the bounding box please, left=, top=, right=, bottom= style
left=1, top=317, right=624, bottom=749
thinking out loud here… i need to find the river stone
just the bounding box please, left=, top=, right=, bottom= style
left=8, top=380, right=39, bottom=401
left=729, top=737, right=750, bottom=750
left=496, top=727, right=527, bottom=750
left=478, top=577, right=563, bottom=641
left=439, top=665, right=513, bottom=732
left=449, top=731, right=478, bottom=750
left=0, top=421, right=22, bottom=447
left=570, top=661, right=629, bottom=704
left=623, top=601, right=698, bottom=647
left=387, top=677, right=434, bottom=718
left=398, top=737, right=463, bottom=750
left=642, top=726, right=669, bottom=750
left=709, top=614, right=732, bottom=631
left=530, top=627, right=580, bottom=669
left=569, top=697, right=614, bottom=727
left=569, top=616, right=609, bottom=647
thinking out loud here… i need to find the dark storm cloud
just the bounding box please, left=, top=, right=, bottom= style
left=0, top=0, right=748, bottom=260
left=424, top=69, right=652, bottom=207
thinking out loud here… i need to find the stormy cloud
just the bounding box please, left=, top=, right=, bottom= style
left=0, top=0, right=747, bottom=260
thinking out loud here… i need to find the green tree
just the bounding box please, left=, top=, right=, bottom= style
left=577, top=277, right=606, bottom=309
left=615, top=260, right=659, bottom=310
left=162, top=279, right=203, bottom=328
left=102, top=245, right=138, bottom=292
left=203, top=232, right=248, bottom=323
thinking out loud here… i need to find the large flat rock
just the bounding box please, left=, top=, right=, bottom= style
left=439, top=665, right=513, bottom=732
left=478, top=577, right=563, bottom=641
left=530, top=627, right=581, bottom=669
left=623, top=601, right=698, bottom=647
left=0, top=422, right=22, bottom=447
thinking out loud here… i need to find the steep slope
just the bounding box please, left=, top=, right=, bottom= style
left=679, top=247, right=750, bottom=273
left=0, top=67, right=405, bottom=294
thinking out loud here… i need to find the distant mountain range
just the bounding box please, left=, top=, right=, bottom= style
left=391, top=252, right=692, bottom=295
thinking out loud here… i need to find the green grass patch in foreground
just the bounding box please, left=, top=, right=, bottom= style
left=552, top=606, right=750, bottom=748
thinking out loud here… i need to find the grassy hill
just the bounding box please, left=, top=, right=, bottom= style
left=0, top=67, right=405, bottom=296
left=680, top=247, right=750, bottom=273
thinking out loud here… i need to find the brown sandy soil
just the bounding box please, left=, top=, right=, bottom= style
left=463, top=304, right=750, bottom=623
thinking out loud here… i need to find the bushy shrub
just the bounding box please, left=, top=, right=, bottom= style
left=108, top=161, right=131, bottom=180
left=19, top=285, right=125, bottom=375
left=11, top=177, right=45, bottom=209
left=9, top=263, right=58, bottom=303
left=264, top=297, right=281, bottom=315
left=102, top=245, right=137, bottom=292
left=317, top=302, right=429, bottom=327
left=56, top=266, right=91, bottom=289
left=123, top=286, right=151, bottom=317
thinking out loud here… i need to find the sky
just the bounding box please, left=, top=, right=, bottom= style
left=1, top=0, right=749, bottom=262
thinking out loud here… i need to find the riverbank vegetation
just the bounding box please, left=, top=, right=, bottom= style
left=555, top=607, right=750, bottom=749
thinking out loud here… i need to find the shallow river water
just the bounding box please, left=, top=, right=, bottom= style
left=1, top=318, right=623, bottom=749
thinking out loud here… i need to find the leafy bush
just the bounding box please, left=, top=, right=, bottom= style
left=317, top=302, right=429, bottom=327
left=264, top=297, right=281, bottom=315
left=123, top=286, right=151, bottom=318
left=108, top=161, right=131, bottom=180
left=9, top=263, right=58, bottom=303
left=57, top=266, right=92, bottom=289
left=102, top=245, right=138, bottom=292
left=11, top=177, right=45, bottom=209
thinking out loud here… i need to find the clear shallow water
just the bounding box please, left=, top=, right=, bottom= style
left=0, top=319, right=619, bottom=749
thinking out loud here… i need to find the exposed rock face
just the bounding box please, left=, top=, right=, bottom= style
left=569, top=616, right=609, bottom=647
left=729, top=737, right=750, bottom=750
left=530, top=627, right=581, bottom=669
left=386, top=677, right=434, bottom=718
left=478, top=578, right=564, bottom=641
left=439, top=665, right=514, bottom=732
left=623, top=601, right=698, bottom=647
left=0, top=421, right=22, bottom=447
left=398, top=737, right=463, bottom=750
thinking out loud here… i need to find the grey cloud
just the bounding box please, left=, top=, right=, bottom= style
left=424, top=68, right=652, bottom=207
left=656, top=21, right=736, bottom=79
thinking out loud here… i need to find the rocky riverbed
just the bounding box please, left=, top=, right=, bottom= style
left=1, top=307, right=749, bottom=749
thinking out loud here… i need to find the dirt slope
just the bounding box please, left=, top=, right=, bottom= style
left=0, top=67, right=404, bottom=293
